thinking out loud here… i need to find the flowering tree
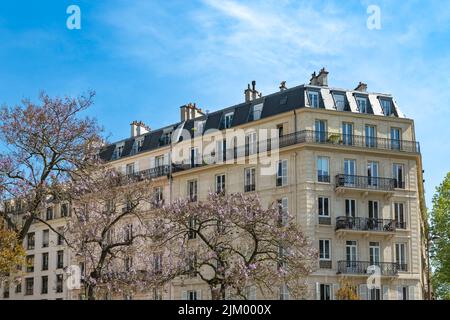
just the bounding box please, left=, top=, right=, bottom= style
left=0, top=222, right=25, bottom=280
left=335, top=280, right=359, bottom=300
left=66, top=166, right=165, bottom=300
left=155, top=192, right=317, bottom=300
left=0, top=91, right=102, bottom=241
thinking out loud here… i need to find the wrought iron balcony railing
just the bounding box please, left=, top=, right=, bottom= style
left=126, top=165, right=170, bottom=180
left=337, top=260, right=399, bottom=276
left=335, top=216, right=396, bottom=232
left=335, top=174, right=395, bottom=191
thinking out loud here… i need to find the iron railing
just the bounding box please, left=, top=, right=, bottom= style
left=337, top=260, right=399, bottom=276
left=126, top=165, right=170, bottom=180
left=335, top=174, right=395, bottom=191
left=335, top=216, right=396, bottom=232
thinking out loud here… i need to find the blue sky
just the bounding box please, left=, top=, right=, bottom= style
left=0, top=0, right=449, bottom=207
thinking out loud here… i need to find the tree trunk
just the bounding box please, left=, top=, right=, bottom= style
left=87, top=284, right=96, bottom=300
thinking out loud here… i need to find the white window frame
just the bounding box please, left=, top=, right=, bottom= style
left=224, top=112, right=234, bottom=129
left=215, top=174, right=226, bottom=193
left=318, top=197, right=329, bottom=217
left=308, top=91, right=320, bottom=108
left=317, top=156, right=330, bottom=182
left=277, top=159, right=288, bottom=186
left=356, top=96, right=368, bottom=113
left=319, top=239, right=331, bottom=261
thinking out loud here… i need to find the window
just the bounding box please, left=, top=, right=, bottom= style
left=155, top=155, right=164, bottom=168
left=395, top=243, right=407, bottom=271
left=320, top=284, right=331, bottom=300
left=57, top=250, right=64, bottom=269
left=42, top=229, right=50, bottom=248
left=342, top=122, right=353, bottom=145
left=369, top=288, right=381, bottom=300
left=244, top=167, right=256, bottom=192
left=61, top=203, right=69, bottom=217
left=315, top=120, right=327, bottom=143
left=187, top=290, right=197, bottom=300
left=276, top=160, right=288, bottom=187
left=356, top=96, right=368, bottom=113
left=277, top=124, right=284, bottom=137
left=393, top=163, right=405, bottom=189
left=390, top=128, right=401, bottom=150
left=153, top=287, right=163, bottom=300
left=25, top=278, right=34, bottom=296
left=216, top=139, right=227, bottom=162
left=367, top=161, right=379, bottom=187
left=57, top=227, right=64, bottom=246
left=308, top=91, right=320, bottom=108
left=365, top=125, right=376, bottom=148
left=153, top=186, right=164, bottom=207
left=153, top=253, right=163, bottom=274
left=26, top=255, right=34, bottom=272
left=56, top=274, right=64, bottom=293
left=344, top=159, right=356, bottom=185
left=41, top=276, right=48, bottom=294
left=333, top=93, right=346, bottom=111
left=346, top=240, right=358, bottom=264
left=245, top=132, right=257, bottom=155
left=3, top=282, right=9, bottom=298
left=223, top=112, right=234, bottom=129
left=190, top=147, right=199, bottom=168
left=394, top=203, right=406, bottom=229
left=368, top=200, right=379, bottom=220
left=42, top=252, right=49, bottom=271
left=113, top=144, right=124, bottom=159
left=345, top=199, right=356, bottom=218
left=160, top=132, right=171, bottom=146
left=319, top=239, right=331, bottom=260
left=125, top=257, right=133, bottom=272
left=124, top=224, right=133, bottom=242
left=249, top=103, right=263, bottom=121
left=188, top=180, right=197, bottom=202
left=27, top=232, right=35, bottom=250
left=318, top=197, right=329, bottom=217
left=131, top=137, right=144, bottom=155
left=186, top=252, right=197, bottom=276
left=279, top=284, right=289, bottom=300
left=369, top=242, right=380, bottom=265
left=398, top=286, right=410, bottom=300
left=380, top=99, right=392, bottom=116
left=317, top=157, right=330, bottom=182
left=188, top=217, right=197, bottom=240
left=126, top=163, right=135, bottom=176
left=277, top=198, right=288, bottom=227
left=46, top=207, right=53, bottom=220
left=15, top=282, right=21, bottom=294
left=215, top=174, right=226, bottom=194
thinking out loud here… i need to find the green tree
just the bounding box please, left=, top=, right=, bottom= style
left=430, top=172, right=450, bottom=299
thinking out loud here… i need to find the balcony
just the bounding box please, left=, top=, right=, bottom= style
left=335, top=174, right=395, bottom=197
left=335, top=216, right=396, bottom=235
left=126, top=165, right=170, bottom=181
left=337, top=261, right=399, bottom=276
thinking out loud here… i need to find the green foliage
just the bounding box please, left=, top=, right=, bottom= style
left=430, top=172, right=450, bottom=299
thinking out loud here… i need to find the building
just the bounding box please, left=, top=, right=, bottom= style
left=1, top=69, right=427, bottom=300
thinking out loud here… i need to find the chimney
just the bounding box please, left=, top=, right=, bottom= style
left=244, top=80, right=262, bottom=102
left=180, top=102, right=205, bottom=122
left=130, top=120, right=150, bottom=137
left=354, top=82, right=368, bottom=92
left=309, top=68, right=328, bottom=86
left=279, top=81, right=287, bottom=91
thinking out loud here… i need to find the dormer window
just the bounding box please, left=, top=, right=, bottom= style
left=380, top=99, right=392, bottom=116
left=132, top=138, right=144, bottom=155
left=249, top=103, right=263, bottom=121
left=332, top=92, right=346, bottom=111
left=113, top=144, right=124, bottom=159
left=308, top=91, right=320, bottom=108
left=194, top=120, right=205, bottom=135
left=223, top=112, right=234, bottom=129
left=356, top=96, right=368, bottom=113
left=160, top=132, right=172, bottom=146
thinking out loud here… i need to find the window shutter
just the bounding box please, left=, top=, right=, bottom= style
left=332, top=284, right=340, bottom=300
left=181, top=291, right=187, bottom=300
left=282, top=160, right=288, bottom=185
left=359, top=284, right=367, bottom=300
left=315, top=282, right=320, bottom=300
left=382, top=285, right=389, bottom=300
left=408, top=286, right=415, bottom=300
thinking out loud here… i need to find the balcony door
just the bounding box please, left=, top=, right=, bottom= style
left=369, top=242, right=380, bottom=266
left=344, top=159, right=356, bottom=186
left=346, top=241, right=358, bottom=272
left=315, top=120, right=326, bottom=143
left=395, top=243, right=407, bottom=271
left=391, top=128, right=401, bottom=150
left=345, top=199, right=356, bottom=218
left=367, top=161, right=379, bottom=187
left=365, top=125, right=376, bottom=148
left=342, top=122, right=353, bottom=145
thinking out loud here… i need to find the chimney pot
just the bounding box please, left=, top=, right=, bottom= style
left=354, top=82, right=368, bottom=92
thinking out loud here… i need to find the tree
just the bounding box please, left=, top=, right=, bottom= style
left=430, top=172, right=450, bottom=300
left=0, top=221, right=25, bottom=280
left=335, top=280, right=359, bottom=300
left=155, top=192, right=317, bottom=300
left=66, top=166, right=162, bottom=300
left=0, top=91, right=102, bottom=241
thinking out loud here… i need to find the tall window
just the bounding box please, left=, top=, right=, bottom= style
left=317, top=157, right=330, bottom=182
left=56, top=274, right=64, bottom=293
left=356, top=96, right=368, bottom=113
left=315, top=120, right=326, bottom=143
left=245, top=132, right=257, bottom=155
left=345, top=199, right=356, bottom=218
left=61, top=203, right=69, bottom=217
left=369, top=242, right=380, bottom=265
left=223, top=112, right=234, bottom=129
left=365, top=125, right=376, bottom=148
left=393, top=163, right=405, bottom=189
left=367, top=161, right=379, bottom=187
left=187, top=290, right=197, bottom=300
left=188, top=180, right=198, bottom=202
left=155, top=155, right=164, bottom=168
left=276, top=160, right=288, bottom=187
left=394, top=203, right=406, bottom=229
left=346, top=240, right=358, bottom=264
left=216, top=139, right=227, bottom=163
left=42, top=230, right=49, bottom=248
left=277, top=198, right=288, bottom=227
left=46, top=207, right=54, bottom=220
left=215, top=174, right=226, bottom=194
left=25, top=278, right=34, bottom=296
left=342, top=122, right=353, bottom=145
left=333, top=93, right=346, bottom=111
left=57, top=250, right=64, bottom=269
left=41, top=276, right=48, bottom=294
left=126, top=163, right=135, bottom=176
left=369, top=288, right=381, bottom=300
left=368, top=200, right=379, bottom=219
left=244, top=168, right=256, bottom=192
left=249, top=103, right=263, bottom=121
left=308, top=91, right=320, bottom=108
left=318, top=197, right=329, bottom=217
left=319, top=239, right=331, bottom=261
left=190, top=148, right=199, bottom=168
left=42, top=252, right=49, bottom=271
left=26, top=255, right=34, bottom=273
left=320, top=284, right=331, bottom=300
left=380, top=99, right=392, bottom=116
left=344, top=159, right=356, bottom=185
left=188, top=217, right=197, bottom=240
left=390, top=128, right=401, bottom=150
left=27, top=232, right=35, bottom=250
left=395, top=243, right=407, bottom=271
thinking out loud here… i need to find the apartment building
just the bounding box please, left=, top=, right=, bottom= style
left=1, top=69, right=427, bottom=300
